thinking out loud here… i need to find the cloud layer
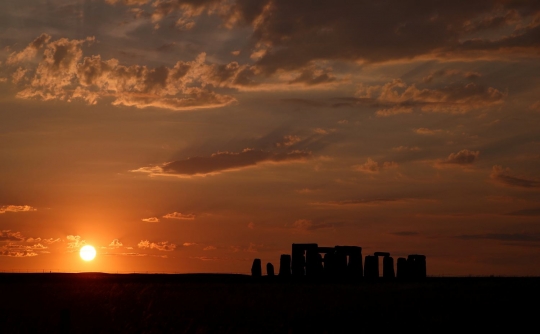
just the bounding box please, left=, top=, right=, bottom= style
left=135, top=148, right=311, bottom=176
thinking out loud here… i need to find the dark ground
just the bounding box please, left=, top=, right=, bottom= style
left=0, top=273, right=538, bottom=333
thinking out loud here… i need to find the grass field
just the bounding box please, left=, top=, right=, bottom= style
left=0, top=273, right=538, bottom=333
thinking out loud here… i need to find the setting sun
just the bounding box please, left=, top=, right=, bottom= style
left=80, top=245, right=96, bottom=261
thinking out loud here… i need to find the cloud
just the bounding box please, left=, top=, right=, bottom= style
left=183, top=242, right=197, bottom=246
left=0, top=241, right=44, bottom=256
left=530, top=101, right=540, bottom=111
left=26, top=237, right=60, bottom=244
left=504, top=208, right=540, bottom=216
left=66, top=235, right=85, bottom=249
left=103, top=252, right=147, bottom=257
left=437, top=149, right=480, bottom=166
left=276, top=135, right=301, bottom=147
left=0, top=250, right=38, bottom=257
left=392, top=146, right=421, bottom=152
left=247, top=222, right=255, bottom=229
left=142, top=217, right=159, bottom=223
left=358, top=79, right=505, bottom=115
left=422, top=69, right=481, bottom=83
left=312, top=198, right=417, bottom=206
left=138, top=240, right=176, bottom=251
left=0, top=205, right=37, bottom=214
left=391, top=231, right=420, bottom=237
left=6, top=33, right=51, bottom=65
left=287, top=68, right=337, bottom=86
left=376, top=106, right=413, bottom=117
left=203, top=246, right=217, bottom=251
left=0, top=230, right=24, bottom=242
left=109, top=239, right=123, bottom=248
left=353, top=158, right=398, bottom=173
left=287, top=219, right=344, bottom=231
left=106, top=1, right=540, bottom=75
left=162, top=212, right=195, bottom=220
left=5, top=35, right=245, bottom=111
left=455, top=233, right=540, bottom=242
left=414, top=128, right=444, bottom=135
left=133, top=149, right=311, bottom=176
left=491, top=165, right=540, bottom=189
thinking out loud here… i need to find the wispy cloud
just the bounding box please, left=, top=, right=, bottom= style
left=0, top=205, right=36, bottom=214
left=504, top=208, right=540, bottom=216
left=162, top=212, right=195, bottom=220
left=455, top=233, right=540, bottom=242
left=142, top=217, right=159, bottom=223
left=133, top=149, right=311, bottom=177
left=66, top=235, right=85, bottom=250
left=353, top=158, right=398, bottom=173
left=138, top=240, right=176, bottom=251
left=0, top=230, right=24, bottom=242
left=491, top=166, right=540, bottom=189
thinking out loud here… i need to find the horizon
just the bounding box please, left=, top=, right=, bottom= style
left=1, top=0, right=540, bottom=276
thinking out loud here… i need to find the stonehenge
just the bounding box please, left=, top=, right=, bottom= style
left=253, top=243, right=426, bottom=280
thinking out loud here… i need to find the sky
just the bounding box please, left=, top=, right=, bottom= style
left=1, top=0, right=540, bottom=276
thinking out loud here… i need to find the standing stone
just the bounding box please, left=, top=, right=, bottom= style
left=305, top=245, right=321, bottom=277
left=291, top=244, right=306, bottom=277
left=407, top=254, right=427, bottom=279
left=364, top=255, right=379, bottom=279
left=266, top=263, right=275, bottom=276
left=323, top=252, right=335, bottom=276
left=347, top=246, right=363, bottom=278
left=396, top=257, right=408, bottom=279
left=334, top=247, right=348, bottom=277
left=279, top=254, right=291, bottom=276
left=383, top=256, right=395, bottom=279
left=251, top=258, right=262, bottom=277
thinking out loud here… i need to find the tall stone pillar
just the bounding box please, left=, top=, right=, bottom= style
left=279, top=254, right=291, bottom=276
left=266, top=263, right=275, bottom=276
left=396, top=257, right=408, bottom=279
left=305, top=246, right=321, bottom=277
left=291, top=244, right=306, bottom=277
left=347, top=247, right=363, bottom=278
left=364, top=255, right=379, bottom=279
left=251, top=258, right=262, bottom=277
left=323, top=252, right=335, bottom=276
left=382, top=256, right=395, bottom=279
left=334, top=247, right=348, bottom=277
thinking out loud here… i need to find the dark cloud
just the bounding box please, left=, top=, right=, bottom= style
left=491, top=165, right=540, bottom=189
left=134, top=149, right=311, bottom=176
left=107, top=1, right=540, bottom=73
left=504, top=208, right=540, bottom=216
left=312, top=198, right=404, bottom=206
left=287, top=68, right=336, bottom=86
left=391, top=231, right=420, bottom=237
left=455, top=233, right=540, bottom=242
left=422, top=69, right=481, bottom=83
left=287, top=219, right=344, bottom=231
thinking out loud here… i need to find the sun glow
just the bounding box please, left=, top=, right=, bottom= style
left=80, top=245, right=96, bottom=261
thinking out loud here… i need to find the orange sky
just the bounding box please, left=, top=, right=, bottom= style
left=1, top=0, right=540, bottom=276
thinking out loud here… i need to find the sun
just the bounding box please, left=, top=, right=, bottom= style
left=80, top=245, right=96, bottom=261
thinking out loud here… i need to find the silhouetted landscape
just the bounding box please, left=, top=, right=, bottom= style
left=1, top=273, right=539, bottom=333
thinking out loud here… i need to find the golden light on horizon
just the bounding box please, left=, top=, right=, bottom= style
left=80, top=245, right=96, bottom=261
